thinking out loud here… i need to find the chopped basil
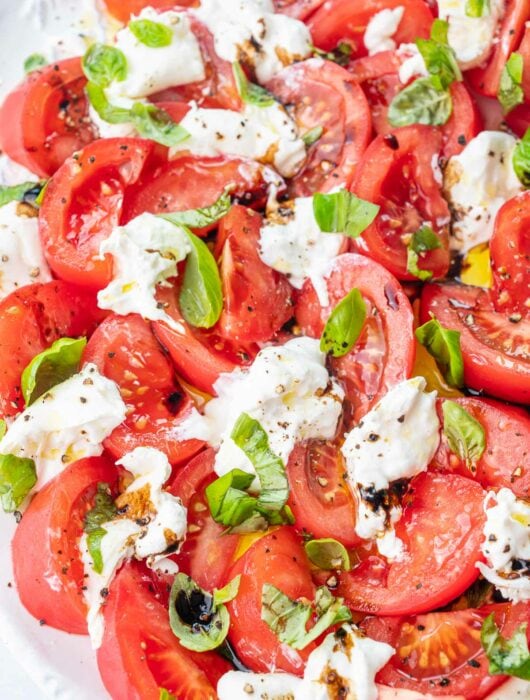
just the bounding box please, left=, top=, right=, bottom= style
left=0, top=181, right=44, bottom=209
left=406, top=225, right=442, bottom=280
left=481, top=614, right=530, bottom=679
left=498, top=53, right=524, bottom=114
left=442, top=400, right=486, bottom=470
left=0, top=454, right=37, bottom=513
left=83, top=482, right=117, bottom=575
left=416, top=19, right=462, bottom=92
left=159, top=690, right=176, bottom=700
left=261, top=584, right=351, bottom=650
left=302, top=125, right=324, bottom=147
left=213, top=575, right=241, bottom=607
left=130, top=102, right=191, bottom=147
left=312, top=42, right=352, bottom=67
left=161, top=190, right=232, bottom=229
left=466, top=0, right=489, bottom=17
left=129, top=18, right=173, bottom=48
left=313, top=191, right=379, bottom=238
left=513, top=127, right=530, bottom=187
left=179, top=228, right=223, bottom=328
left=85, top=83, right=132, bottom=124
left=23, top=53, right=47, bottom=74
left=232, top=62, right=275, bottom=107
left=21, top=337, right=87, bottom=406
left=415, top=316, right=464, bottom=388
left=320, top=288, right=366, bottom=358
left=388, top=76, right=453, bottom=127
left=304, top=538, right=351, bottom=571
left=82, top=44, right=128, bottom=88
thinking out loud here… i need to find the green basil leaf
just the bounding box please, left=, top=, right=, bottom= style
left=86, top=82, right=132, bottom=124
left=313, top=191, right=379, bottom=238
left=169, top=573, right=230, bottom=652
left=129, top=18, right=173, bottom=48
left=320, top=288, right=366, bottom=358
left=415, top=316, right=464, bottom=388
left=0, top=182, right=43, bottom=208
left=179, top=229, right=223, bottom=328
left=466, top=0, right=489, bottom=17
left=162, top=190, right=232, bottom=229
left=87, top=527, right=107, bottom=574
left=498, top=52, right=524, bottom=114
left=159, top=690, right=176, bottom=700
left=406, top=225, right=443, bottom=280
left=82, top=44, right=128, bottom=87
left=24, top=53, right=47, bottom=74
left=302, top=125, right=324, bottom=147
left=301, top=587, right=351, bottom=648
left=312, top=42, right=352, bottom=67
left=213, top=575, right=241, bottom=607
left=0, top=420, right=6, bottom=441
left=205, top=468, right=258, bottom=526
left=442, top=400, right=486, bottom=470
left=416, top=19, right=462, bottom=90
left=481, top=614, right=530, bottom=679
left=232, top=62, right=275, bottom=107
left=388, top=76, right=453, bottom=127
left=84, top=482, right=117, bottom=574
left=513, top=127, right=530, bottom=187
left=305, top=538, right=351, bottom=571
left=130, top=102, right=190, bottom=147
left=21, top=337, right=87, bottom=406
left=0, top=454, right=37, bottom=512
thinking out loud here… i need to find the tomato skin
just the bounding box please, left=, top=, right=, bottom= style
left=420, top=282, right=530, bottom=405
left=12, top=456, right=118, bottom=634
left=273, top=0, right=325, bottom=18
left=337, top=472, right=486, bottom=616
left=102, top=0, right=197, bottom=23
left=39, top=138, right=153, bottom=289
left=0, top=58, right=95, bottom=178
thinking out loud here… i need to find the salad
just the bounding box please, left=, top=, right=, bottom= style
left=0, top=0, right=528, bottom=698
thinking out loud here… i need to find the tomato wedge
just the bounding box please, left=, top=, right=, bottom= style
left=102, top=0, right=197, bottom=23
left=273, top=0, right=325, bottom=18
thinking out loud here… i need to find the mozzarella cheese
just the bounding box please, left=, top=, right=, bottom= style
left=172, top=101, right=306, bottom=178
left=177, top=337, right=344, bottom=481
left=0, top=364, right=126, bottom=492
left=342, top=378, right=440, bottom=559
left=444, top=131, right=523, bottom=254
left=364, top=7, right=405, bottom=55
left=259, top=196, right=344, bottom=306
left=396, top=43, right=428, bottom=84
left=0, top=156, right=39, bottom=187
left=0, top=201, right=52, bottom=300
left=193, top=0, right=312, bottom=83
left=97, top=213, right=190, bottom=330
left=476, top=488, right=530, bottom=603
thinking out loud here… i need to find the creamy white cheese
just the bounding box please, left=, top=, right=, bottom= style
left=396, top=43, right=428, bottom=84
left=178, top=337, right=344, bottom=481
left=444, top=131, right=523, bottom=254
left=97, top=213, right=190, bottom=331
left=0, top=156, right=40, bottom=187
left=0, top=364, right=126, bottom=492
left=0, top=201, right=52, bottom=300
left=364, top=7, right=405, bottom=55
left=477, top=488, right=530, bottom=603
left=193, top=0, right=312, bottom=83
left=172, top=101, right=306, bottom=179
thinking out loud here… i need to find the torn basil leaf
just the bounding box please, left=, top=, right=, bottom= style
left=213, top=575, right=241, bottom=607
left=312, top=42, right=352, bottom=67
left=82, top=44, right=128, bottom=88
left=313, top=191, right=379, bottom=238
left=85, top=83, right=132, bottom=124
left=305, top=538, right=351, bottom=571
left=406, top=225, right=442, bottom=280
left=388, top=76, right=453, bottom=127
left=466, top=0, right=489, bottom=17
left=162, top=190, right=232, bottom=229
left=320, top=288, right=366, bottom=358
left=0, top=454, right=37, bottom=512
left=415, top=316, right=464, bottom=388
left=481, top=614, right=530, bottom=679
left=0, top=420, right=6, bottom=441
left=159, top=690, right=176, bottom=700
left=24, top=53, right=47, bottom=74
left=233, top=62, right=275, bottom=107
left=513, top=127, right=530, bottom=187
left=0, top=181, right=44, bottom=209
left=442, top=400, right=486, bottom=470
left=129, top=18, right=173, bottom=48
left=302, top=126, right=324, bottom=147
left=179, top=228, right=223, bottom=328
left=130, top=102, right=190, bottom=148
left=416, top=19, right=462, bottom=91
left=84, top=482, right=117, bottom=575
left=498, top=52, right=524, bottom=114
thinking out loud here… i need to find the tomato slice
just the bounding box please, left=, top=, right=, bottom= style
left=39, top=138, right=154, bottom=288
left=295, top=253, right=415, bottom=423
left=266, top=58, right=372, bottom=196
left=98, top=561, right=231, bottom=700
left=337, top=472, right=486, bottom=615
left=102, top=0, right=197, bottom=22
left=420, top=281, right=530, bottom=405
left=12, top=456, right=118, bottom=634
left=0, top=281, right=106, bottom=418
left=273, top=0, right=325, bottom=18
left=0, top=58, right=95, bottom=178
left=351, top=126, right=450, bottom=281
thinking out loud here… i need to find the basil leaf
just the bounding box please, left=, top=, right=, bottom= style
left=213, top=575, right=241, bottom=607
left=24, top=53, right=47, bottom=74
left=0, top=454, right=37, bottom=512
left=415, top=316, right=464, bottom=388
left=320, top=288, right=366, bottom=358
left=0, top=182, right=43, bottom=208
left=232, top=62, right=275, bottom=107
left=312, top=42, right=352, bottom=67
left=159, top=690, right=176, bottom=700
left=513, top=127, right=530, bottom=187
left=84, top=482, right=117, bottom=574
left=82, top=43, right=128, bottom=87
left=302, top=125, right=324, bottom=147
left=21, top=337, right=87, bottom=406
left=130, top=102, right=190, bottom=148
left=388, top=76, right=453, bottom=127
left=169, top=573, right=230, bottom=652
left=416, top=19, right=462, bottom=91
left=481, top=614, right=530, bottom=679
left=206, top=469, right=259, bottom=527
left=313, top=191, right=379, bottom=238
left=406, top=225, right=442, bottom=280
left=129, top=18, right=173, bottom=48
left=442, top=400, right=486, bottom=470
left=498, top=52, right=524, bottom=114
left=86, top=82, right=132, bottom=124
left=305, top=538, right=351, bottom=571
left=87, top=527, right=107, bottom=574
left=302, top=587, right=351, bottom=648
left=466, top=0, right=489, bottom=17
left=179, top=229, right=223, bottom=328
left=162, top=190, right=232, bottom=229
left=0, top=420, right=6, bottom=441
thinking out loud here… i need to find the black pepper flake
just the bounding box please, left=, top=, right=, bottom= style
left=368, top=433, right=380, bottom=442
left=384, top=133, right=400, bottom=150
left=468, top=659, right=481, bottom=668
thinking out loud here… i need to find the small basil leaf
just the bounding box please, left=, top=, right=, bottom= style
left=302, top=125, right=324, bottom=147
left=416, top=19, right=462, bottom=90
left=415, top=316, right=464, bottom=388
left=305, top=538, right=351, bottom=571
left=320, top=288, right=366, bottom=358
left=87, top=527, right=107, bottom=575
left=513, top=127, right=530, bottom=187
left=313, top=191, right=379, bottom=238
left=466, top=0, right=489, bottom=17
left=481, top=614, right=530, bottom=679
left=0, top=420, right=6, bottom=441
left=498, top=52, right=524, bottom=114
left=0, top=182, right=43, bottom=208
left=205, top=468, right=258, bottom=527
left=161, top=190, right=232, bottom=229
left=179, top=229, right=223, bottom=328
left=442, top=400, right=486, bottom=470
left=130, top=102, right=190, bottom=148
left=84, top=482, right=117, bottom=574
left=312, top=42, right=352, bottom=67
left=21, top=337, right=87, bottom=406
left=24, top=53, right=47, bottom=74
left=82, top=44, right=128, bottom=88
left=406, top=225, right=443, bottom=280
left=301, top=587, right=351, bottom=648
left=129, top=18, right=173, bottom=48
left=232, top=62, right=275, bottom=107
left=159, top=690, right=176, bottom=700
left=213, top=575, right=241, bottom=607
left=86, top=82, right=132, bottom=124
left=0, top=454, right=37, bottom=512
left=388, top=76, right=453, bottom=127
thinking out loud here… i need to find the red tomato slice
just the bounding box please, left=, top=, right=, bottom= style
left=82, top=314, right=203, bottom=466
left=420, top=282, right=530, bottom=405
left=266, top=58, right=372, bottom=196
left=39, top=138, right=154, bottom=289
left=337, top=472, right=486, bottom=615
left=307, top=0, right=433, bottom=55
left=12, top=456, right=118, bottom=634
left=226, top=527, right=316, bottom=674
left=351, top=126, right=450, bottom=281
left=273, top=0, right=325, bottom=18
left=431, top=396, right=530, bottom=499
left=295, top=253, right=415, bottom=423
left=102, top=0, right=197, bottom=23
left=98, top=561, right=230, bottom=700
left=489, top=192, right=530, bottom=318
left=0, top=58, right=95, bottom=178
left=0, top=281, right=105, bottom=417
